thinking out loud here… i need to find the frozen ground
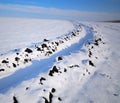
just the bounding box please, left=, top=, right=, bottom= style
left=0, top=18, right=120, bottom=103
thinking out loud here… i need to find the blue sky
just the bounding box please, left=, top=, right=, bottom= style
left=0, top=0, right=120, bottom=21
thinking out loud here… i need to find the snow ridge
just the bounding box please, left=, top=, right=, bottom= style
left=0, top=24, right=83, bottom=79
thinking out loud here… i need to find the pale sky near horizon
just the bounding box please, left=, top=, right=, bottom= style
left=0, top=0, right=120, bottom=21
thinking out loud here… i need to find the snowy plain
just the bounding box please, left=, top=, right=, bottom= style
left=0, top=18, right=120, bottom=103
left=0, top=17, right=74, bottom=54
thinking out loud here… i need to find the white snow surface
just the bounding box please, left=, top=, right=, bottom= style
left=0, top=17, right=74, bottom=54
left=0, top=21, right=84, bottom=79
left=0, top=18, right=120, bottom=103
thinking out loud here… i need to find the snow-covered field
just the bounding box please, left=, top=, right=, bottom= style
left=0, top=18, right=120, bottom=103
left=0, top=17, right=74, bottom=54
